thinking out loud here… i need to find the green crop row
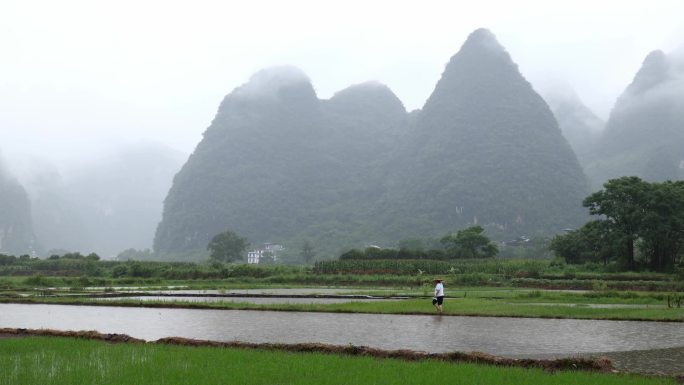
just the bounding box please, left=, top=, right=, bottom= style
left=313, top=259, right=551, bottom=276
left=0, top=337, right=676, bottom=385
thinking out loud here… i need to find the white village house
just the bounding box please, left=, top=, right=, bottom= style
left=247, top=243, right=284, bottom=264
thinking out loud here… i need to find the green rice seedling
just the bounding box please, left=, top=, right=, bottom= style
left=0, top=337, right=676, bottom=385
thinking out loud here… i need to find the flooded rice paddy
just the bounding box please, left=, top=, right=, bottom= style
left=84, top=288, right=371, bottom=295
left=2, top=302, right=683, bottom=373
left=1, top=303, right=682, bottom=351
left=95, top=296, right=391, bottom=305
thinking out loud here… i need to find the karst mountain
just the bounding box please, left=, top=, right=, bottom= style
left=587, top=50, right=684, bottom=186
left=543, top=87, right=604, bottom=167
left=378, top=29, right=588, bottom=241
left=0, top=161, right=37, bottom=255
left=154, top=29, right=590, bottom=259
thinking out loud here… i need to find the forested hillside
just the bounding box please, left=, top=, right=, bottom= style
left=379, top=29, right=589, bottom=241
left=154, top=29, right=590, bottom=260
left=543, top=88, right=603, bottom=166
left=25, top=143, right=185, bottom=257
left=154, top=68, right=409, bottom=258
left=587, top=50, right=684, bottom=187
left=0, top=158, right=37, bottom=255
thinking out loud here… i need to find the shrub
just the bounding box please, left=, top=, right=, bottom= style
left=591, top=280, right=609, bottom=291
left=675, top=266, right=684, bottom=281
left=227, top=264, right=274, bottom=278
left=111, top=265, right=129, bottom=278
left=520, top=290, right=543, bottom=298
left=128, top=262, right=154, bottom=278
left=24, top=274, right=49, bottom=287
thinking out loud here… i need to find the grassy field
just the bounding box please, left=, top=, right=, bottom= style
left=3, top=257, right=682, bottom=293
left=85, top=296, right=684, bottom=321
left=0, top=337, right=676, bottom=385
left=3, top=288, right=682, bottom=321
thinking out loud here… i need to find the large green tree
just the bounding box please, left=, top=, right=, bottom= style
left=549, top=220, right=616, bottom=265
left=582, top=176, right=651, bottom=269
left=639, top=181, right=684, bottom=270
left=555, top=177, right=684, bottom=271
left=207, top=231, right=249, bottom=263
left=440, top=226, right=498, bottom=259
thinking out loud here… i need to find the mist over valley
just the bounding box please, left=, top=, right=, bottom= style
left=1, top=8, right=683, bottom=260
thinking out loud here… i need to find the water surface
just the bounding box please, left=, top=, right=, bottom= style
left=1, top=303, right=682, bottom=360
left=95, top=296, right=388, bottom=304
left=89, top=288, right=369, bottom=295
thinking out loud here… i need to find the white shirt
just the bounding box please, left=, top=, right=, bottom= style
left=435, top=282, right=444, bottom=297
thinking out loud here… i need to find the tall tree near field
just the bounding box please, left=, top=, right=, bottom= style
left=555, top=178, right=684, bottom=271
left=300, top=239, right=315, bottom=263
left=440, top=225, right=498, bottom=259
left=639, top=181, right=684, bottom=270
left=207, top=231, right=249, bottom=263
left=582, top=176, right=651, bottom=269
left=550, top=220, right=616, bottom=265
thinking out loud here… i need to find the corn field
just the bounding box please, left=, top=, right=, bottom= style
left=313, top=259, right=550, bottom=276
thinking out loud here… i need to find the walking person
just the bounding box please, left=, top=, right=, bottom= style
left=432, top=278, right=445, bottom=313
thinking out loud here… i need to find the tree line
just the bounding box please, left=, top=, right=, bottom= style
left=551, top=176, right=684, bottom=271
left=340, top=226, right=498, bottom=260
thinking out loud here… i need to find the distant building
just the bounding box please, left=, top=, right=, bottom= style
left=247, top=243, right=284, bottom=264
left=263, top=243, right=284, bottom=254
left=247, top=250, right=263, bottom=264
left=501, top=235, right=531, bottom=247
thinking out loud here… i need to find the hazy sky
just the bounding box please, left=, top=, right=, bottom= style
left=2, top=0, right=683, bottom=173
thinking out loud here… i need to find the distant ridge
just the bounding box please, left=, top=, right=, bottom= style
left=0, top=163, right=37, bottom=255
left=154, top=29, right=590, bottom=260
left=380, top=28, right=589, bottom=240
left=587, top=49, right=684, bottom=185
left=23, top=143, right=186, bottom=257
left=543, top=87, right=604, bottom=167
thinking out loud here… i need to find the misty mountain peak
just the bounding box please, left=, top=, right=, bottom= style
left=461, top=28, right=504, bottom=53
left=422, top=28, right=524, bottom=113
left=233, top=65, right=317, bottom=103
left=592, top=48, right=684, bottom=185
left=328, top=81, right=406, bottom=116
left=452, top=28, right=512, bottom=67
left=156, top=30, right=590, bottom=259
left=627, top=50, right=670, bottom=95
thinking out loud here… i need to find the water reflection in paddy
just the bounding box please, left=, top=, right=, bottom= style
left=90, top=288, right=372, bottom=296
left=1, top=303, right=682, bottom=364
left=96, top=296, right=389, bottom=305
